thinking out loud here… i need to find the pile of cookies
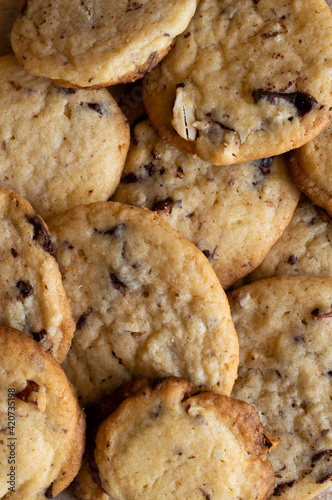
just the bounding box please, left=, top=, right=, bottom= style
left=0, top=0, right=332, bottom=499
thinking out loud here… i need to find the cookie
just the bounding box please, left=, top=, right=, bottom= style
left=48, top=201, right=239, bottom=407
left=144, top=0, right=332, bottom=165
left=0, top=54, right=129, bottom=220
left=11, top=0, right=198, bottom=88
left=76, top=377, right=275, bottom=500
left=228, top=276, right=332, bottom=499
left=236, top=197, right=332, bottom=285
left=288, top=123, right=332, bottom=217
left=0, top=326, right=85, bottom=499
left=0, top=187, right=75, bottom=363
left=112, top=118, right=300, bottom=289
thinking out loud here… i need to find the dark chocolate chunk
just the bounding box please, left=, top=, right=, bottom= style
left=27, top=216, right=56, bottom=257
left=273, top=481, right=296, bottom=496
left=32, top=330, right=47, bottom=342
left=76, top=308, right=93, bottom=330
left=151, top=403, right=162, bottom=418
left=110, top=273, right=127, bottom=295
left=258, top=157, right=273, bottom=175
left=287, top=255, right=298, bottom=265
left=16, top=280, right=33, bottom=298
left=127, top=1, right=143, bottom=12
left=10, top=248, right=19, bottom=258
left=144, top=162, right=155, bottom=177
left=152, top=198, right=173, bottom=215
left=316, top=472, right=332, bottom=484
left=293, top=335, right=305, bottom=343
left=311, top=308, right=332, bottom=319
left=56, top=86, right=77, bottom=95
left=87, top=103, right=103, bottom=115
left=45, top=482, right=54, bottom=499
left=121, top=172, right=142, bottom=184
left=312, top=450, right=332, bottom=463
left=112, top=351, right=123, bottom=365
left=16, top=380, right=39, bottom=401
left=10, top=81, right=22, bottom=91
left=252, top=89, right=317, bottom=117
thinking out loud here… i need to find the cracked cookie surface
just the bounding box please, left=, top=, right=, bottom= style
left=48, top=201, right=239, bottom=407
left=11, top=0, right=198, bottom=88
left=76, top=377, right=274, bottom=500
left=144, top=0, right=332, bottom=165
left=112, top=118, right=299, bottom=289
left=0, top=187, right=74, bottom=363
left=229, top=276, right=332, bottom=499
left=0, top=54, right=129, bottom=220
left=0, top=326, right=85, bottom=500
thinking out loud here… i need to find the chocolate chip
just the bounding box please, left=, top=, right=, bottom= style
left=76, top=308, right=93, bottom=330
left=322, top=429, right=329, bottom=436
left=252, top=89, right=317, bottom=117
left=199, top=488, right=211, bottom=499
left=32, top=330, right=47, bottom=342
left=127, top=1, right=143, bottom=12
left=202, top=250, right=213, bottom=259
left=121, top=172, right=142, bottom=184
left=112, top=351, right=123, bottom=365
left=186, top=212, right=194, bottom=218
left=16, top=280, right=33, bottom=298
left=56, top=86, right=77, bottom=95
left=151, top=403, right=162, bottom=418
left=293, top=335, right=305, bottom=343
left=176, top=166, right=185, bottom=178
left=312, top=450, right=332, bottom=463
left=152, top=198, right=173, bottom=215
left=10, top=248, right=19, bottom=258
left=16, top=380, right=39, bottom=401
left=328, top=371, right=332, bottom=378
left=311, top=308, right=332, bottom=319
left=27, top=216, right=56, bottom=257
left=2, top=141, right=7, bottom=150
left=144, top=163, right=155, bottom=177
left=45, top=482, right=54, bottom=499
left=110, top=273, right=127, bottom=294
left=258, top=157, right=272, bottom=175
left=316, top=472, right=332, bottom=484
left=87, top=103, right=104, bottom=115
left=273, top=481, right=296, bottom=496
left=287, top=255, right=298, bottom=265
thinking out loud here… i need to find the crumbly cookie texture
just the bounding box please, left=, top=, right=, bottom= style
left=76, top=377, right=275, bottom=500
left=289, top=123, right=332, bottom=217
left=48, top=201, right=239, bottom=407
left=0, top=54, right=129, bottom=220
left=228, top=276, right=332, bottom=499
left=11, top=0, right=198, bottom=88
left=0, top=326, right=85, bottom=500
left=236, top=197, right=332, bottom=284
left=112, top=118, right=300, bottom=289
left=144, top=0, right=332, bottom=165
left=0, top=187, right=75, bottom=363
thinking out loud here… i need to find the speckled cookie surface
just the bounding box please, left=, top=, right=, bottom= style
left=0, top=187, right=75, bottom=363
left=289, top=123, right=332, bottom=217
left=228, top=276, right=332, bottom=499
left=238, top=197, right=332, bottom=284
left=11, top=0, right=198, bottom=88
left=76, top=377, right=274, bottom=500
left=112, top=118, right=300, bottom=289
left=144, top=0, right=332, bottom=165
left=0, top=54, right=129, bottom=220
left=48, top=201, right=239, bottom=407
left=0, top=326, right=85, bottom=500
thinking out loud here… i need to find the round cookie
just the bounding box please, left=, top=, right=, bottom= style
left=76, top=377, right=275, bottom=500
left=11, top=0, right=198, bottom=88
left=0, top=326, right=85, bottom=500
left=236, top=197, right=332, bottom=285
left=48, top=201, right=239, bottom=407
left=0, top=187, right=75, bottom=363
left=112, top=118, right=300, bottom=289
left=144, top=0, right=332, bottom=165
left=0, top=54, right=129, bottom=220
left=228, top=276, right=332, bottom=499
left=289, top=123, right=332, bottom=218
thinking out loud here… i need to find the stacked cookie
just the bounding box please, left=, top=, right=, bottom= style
left=0, top=0, right=331, bottom=499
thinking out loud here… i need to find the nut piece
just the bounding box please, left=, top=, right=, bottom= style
left=171, top=87, right=197, bottom=141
